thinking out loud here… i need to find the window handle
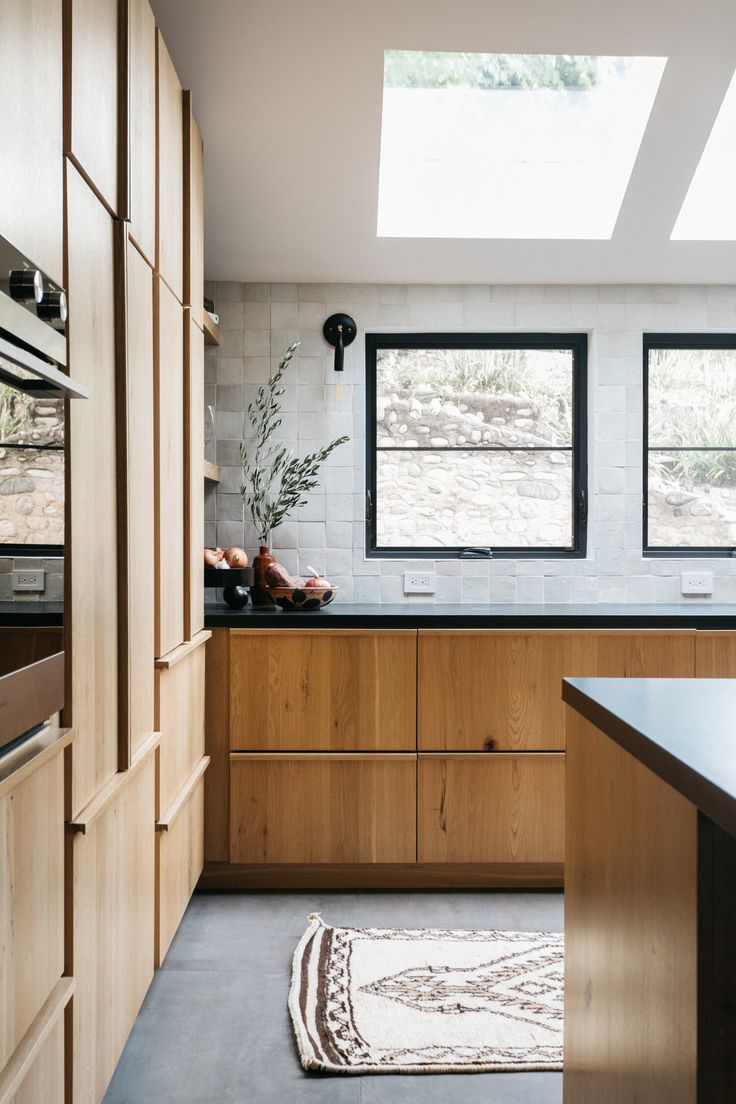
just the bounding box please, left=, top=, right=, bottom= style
left=365, top=490, right=373, bottom=521
left=459, top=546, right=493, bottom=558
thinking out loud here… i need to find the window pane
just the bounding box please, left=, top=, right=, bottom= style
left=376, top=449, right=573, bottom=549
left=648, top=347, right=736, bottom=447
left=376, top=347, right=573, bottom=447
left=648, top=449, right=736, bottom=548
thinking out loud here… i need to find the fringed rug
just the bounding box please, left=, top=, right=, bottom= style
left=289, top=914, right=563, bottom=1074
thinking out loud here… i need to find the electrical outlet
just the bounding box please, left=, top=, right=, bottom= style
left=403, top=571, right=435, bottom=595
left=12, top=569, right=45, bottom=592
left=681, top=571, right=713, bottom=596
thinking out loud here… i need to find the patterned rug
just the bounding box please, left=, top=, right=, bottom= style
left=289, top=914, right=563, bottom=1074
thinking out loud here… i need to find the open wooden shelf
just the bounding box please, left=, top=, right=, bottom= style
left=203, top=459, right=220, bottom=484
left=203, top=311, right=220, bottom=346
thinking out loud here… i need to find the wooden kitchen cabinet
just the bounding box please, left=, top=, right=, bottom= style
left=156, top=767, right=206, bottom=965
left=0, top=0, right=64, bottom=282
left=418, top=753, right=565, bottom=864
left=156, top=30, right=184, bottom=301
left=154, top=276, right=185, bottom=658
left=418, top=630, right=695, bottom=751
left=64, top=0, right=120, bottom=212
left=184, top=93, right=205, bottom=327
left=184, top=314, right=205, bottom=640
left=230, top=754, right=417, bottom=864
left=156, top=642, right=206, bottom=814
left=127, top=0, right=157, bottom=263
left=695, top=631, right=736, bottom=675
left=229, top=630, right=417, bottom=751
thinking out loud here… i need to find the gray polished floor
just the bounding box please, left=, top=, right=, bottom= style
left=104, top=890, right=564, bottom=1104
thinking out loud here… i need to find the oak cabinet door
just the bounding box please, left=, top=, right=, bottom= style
left=127, top=0, right=156, bottom=263
left=418, top=630, right=694, bottom=752
left=418, top=753, right=565, bottom=864
left=229, top=630, right=417, bottom=751
left=156, top=644, right=206, bottom=815
left=230, top=754, right=417, bottom=864
left=184, top=315, right=205, bottom=640
left=694, top=631, right=736, bottom=676
left=156, top=30, right=183, bottom=301
left=184, top=94, right=204, bottom=327
left=0, top=0, right=63, bottom=281
left=156, top=771, right=205, bottom=965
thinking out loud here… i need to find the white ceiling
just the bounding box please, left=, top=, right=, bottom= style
left=150, top=0, right=736, bottom=284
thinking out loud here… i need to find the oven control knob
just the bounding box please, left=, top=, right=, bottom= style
left=37, top=290, right=68, bottom=324
left=8, top=268, right=44, bottom=304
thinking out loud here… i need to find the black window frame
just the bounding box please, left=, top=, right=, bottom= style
left=643, top=332, right=736, bottom=558
left=365, top=331, right=588, bottom=560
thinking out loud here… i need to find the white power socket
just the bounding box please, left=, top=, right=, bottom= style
left=12, top=569, right=45, bottom=592
left=403, top=571, right=435, bottom=595
left=681, top=571, right=713, bottom=596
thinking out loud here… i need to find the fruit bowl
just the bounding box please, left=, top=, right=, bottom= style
left=269, top=585, right=338, bottom=611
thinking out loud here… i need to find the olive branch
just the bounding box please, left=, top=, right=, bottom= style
left=240, top=340, right=349, bottom=544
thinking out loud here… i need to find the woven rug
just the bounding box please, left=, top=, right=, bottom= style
left=289, top=914, right=563, bottom=1074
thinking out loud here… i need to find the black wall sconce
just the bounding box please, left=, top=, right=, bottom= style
left=323, top=313, right=356, bottom=372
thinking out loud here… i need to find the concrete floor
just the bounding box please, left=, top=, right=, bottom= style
left=104, top=890, right=564, bottom=1104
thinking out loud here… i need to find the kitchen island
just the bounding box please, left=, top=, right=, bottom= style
left=563, top=678, right=736, bottom=1104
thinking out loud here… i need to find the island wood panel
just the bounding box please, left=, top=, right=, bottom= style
left=0, top=748, right=64, bottom=1070
left=66, top=163, right=119, bottom=815
left=127, top=0, right=156, bottom=263
left=155, top=30, right=183, bottom=301
left=564, top=707, right=697, bottom=1104
left=120, top=234, right=155, bottom=762
left=0, top=0, right=63, bottom=282
left=155, top=774, right=204, bottom=966
left=154, top=277, right=184, bottom=658
left=184, top=314, right=204, bottom=640
left=156, top=643, right=205, bottom=815
left=68, top=754, right=155, bottom=1104
left=63, top=0, right=119, bottom=212
left=694, top=631, right=736, bottom=676
left=418, top=630, right=695, bottom=751
left=203, top=629, right=230, bottom=862
left=229, top=630, right=417, bottom=751
left=417, top=753, right=565, bottom=864
left=183, top=94, right=204, bottom=327
left=230, top=754, right=417, bottom=864
left=0, top=627, right=63, bottom=679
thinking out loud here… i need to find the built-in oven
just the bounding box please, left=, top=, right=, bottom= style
left=0, top=231, right=87, bottom=753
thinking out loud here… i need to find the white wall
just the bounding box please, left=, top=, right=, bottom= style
left=206, top=280, right=736, bottom=604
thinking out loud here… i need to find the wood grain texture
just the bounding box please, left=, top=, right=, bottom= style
left=64, top=0, right=119, bottom=212
left=155, top=773, right=204, bottom=966
left=204, top=629, right=230, bottom=862
left=0, top=628, right=63, bottom=679
left=184, top=313, right=205, bottom=639
left=68, top=752, right=155, bottom=1104
left=0, top=746, right=64, bottom=1069
left=418, top=630, right=695, bottom=751
left=153, top=276, right=184, bottom=658
left=229, top=630, right=417, bottom=751
left=229, top=754, right=417, bottom=864
left=694, top=631, right=736, bottom=676
left=183, top=94, right=204, bottom=327
left=127, top=0, right=156, bottom=263
left=0, top=0, right=64, bottom=281
left=155, top=29, right=183, bottom=301
left=564, top=708, right=697, bottom=1104
left=0, top=979, right=71, bottom=1104
left=155, top=643, right=205, bottom=815
left=121, top=235, right=155, bottom=761
left=65, top=162, right=119, bottom=815
left=417, top=753, right=565, bottom=864
left=198, top=861, right=564, bottom=891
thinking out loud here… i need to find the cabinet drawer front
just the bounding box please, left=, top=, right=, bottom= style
left=230, top=755, right=416, bottom=864
left=230, top=630, right=417, bottom=751
left=156, top=774, right=204, bottom=966
left=418, top=753, right=565, bottom=864
left=418, top=630, right=694, bottom=751
left=156, top=644, right=205, bottom=814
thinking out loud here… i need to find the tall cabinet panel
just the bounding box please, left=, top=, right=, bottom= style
left=64, top=0, right=119, bottom=212
left=156, top=30, right=183, bottom=301
left=154, top=277, right=184, bottom=658
left=127, top=0, right=156, bottom=263
left=66, top=162, right=119, bottom=816
left=185, top=315, right=205, bottom=639
left=0, top=0, right=64, bottom=281
left=183, top=93, right=204, bottom=327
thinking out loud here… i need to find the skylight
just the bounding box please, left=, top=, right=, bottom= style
left=671, top=71, right=736, bottom=241
left=377, top=51, right=666, bottom=239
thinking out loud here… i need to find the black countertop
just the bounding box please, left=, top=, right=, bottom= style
left=563, top=677, right=736, bottom=839
left=204, top=601, right=736, bottom=629
left=0, top=601, right=63, bottom=627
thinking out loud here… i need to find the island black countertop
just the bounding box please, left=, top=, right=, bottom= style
left=204, top=601, right=736, bottom=629
left=563, top=677, right=736, bottom=839
left=0, top=601, right=63, bottom=627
